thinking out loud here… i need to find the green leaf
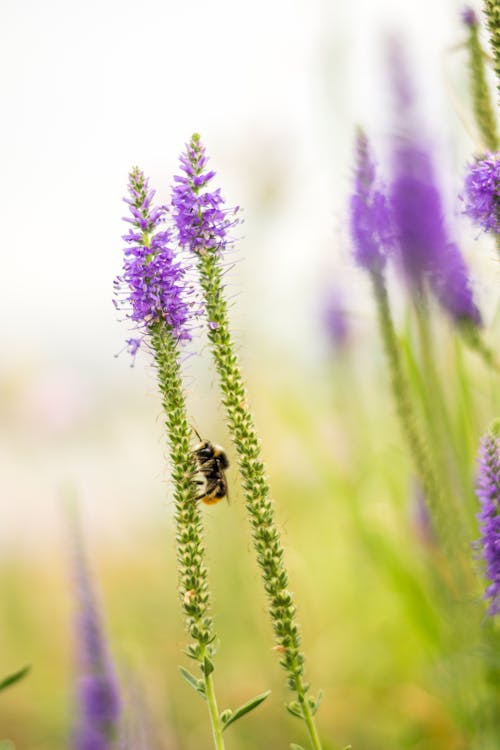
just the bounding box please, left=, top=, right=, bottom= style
left=221, top=689, right=271, bottom=731
left=202, top=655, right=214, bottom=677
left=219, top=708, right=233, bottom=724
left=286, top=701, right=303, bottom=719
left=341, top=746, right=352, bottom=750
left=0, top=742, right=15, bottom=750
left=308, top=689, right=323, bottom=716
left=178, top=666, right=206, bottom=699
left=290, top=744, right=306, bottom=750
left=0, top=666, right=30, bottom=693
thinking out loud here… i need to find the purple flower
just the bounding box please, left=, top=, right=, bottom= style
left=462, top=6, right=478, bottom=27
left=322, top=287, right=349, bottom=349
left=390, top=142, right=481, bottom=325
left=475, top=430, right=500, bottom=616
left=171, top=133, right=239, bottom=255
left=464, top=153, right=500, bottom=233
left=349, top=131, right=392, bottom=273
left=73, top=533, right=121, bottom=749
left=114, top=167, right=191, bottom=349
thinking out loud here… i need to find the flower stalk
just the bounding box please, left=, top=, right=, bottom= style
left=483, top=1, right=500, bottom=102
left=172, top=134, right=324, bottom=750
left=463, top=7, right=499, bottom=152
left=116, top=168, right=226, bottom=750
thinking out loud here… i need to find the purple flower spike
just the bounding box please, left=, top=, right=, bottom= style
left=349, top=130, right=392, bottom=273
left=390, top=144, right=481, bottom=325
left=171, top=133, right=239, bottom=255
left=464, top=153, right=500, bottom=234
left=475, top=430, right=500, bottom=616
left=73, top=533, right=121, bottom=749
left=115, top=167, right=192, bottom=351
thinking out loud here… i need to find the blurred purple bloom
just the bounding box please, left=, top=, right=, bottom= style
left=73, top=533, right=121, bottom=749
left=462, top=6, right=478, bottom=27
left=114, top=167, right=191, bottom=348
left=475, top=431, right=500, bottom=616
left=386, top=41, right=481, bottom=326
left=171, top=133, right=239, bottom=255
left=349, top=131, right=392, bottom=273
left=464, top=153, right=500, bottom=233
left=323, top=288, right=349, bottom=349
left=390, top=141, right=481, bottom=325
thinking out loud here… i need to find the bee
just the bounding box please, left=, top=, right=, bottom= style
left=192, top=429, right=229, bottom=505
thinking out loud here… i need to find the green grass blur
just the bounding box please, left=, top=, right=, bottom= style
left=1, top=303, right=499, bottom=749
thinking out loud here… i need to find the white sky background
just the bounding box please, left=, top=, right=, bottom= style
left=0, top=0, right=473, bottom=374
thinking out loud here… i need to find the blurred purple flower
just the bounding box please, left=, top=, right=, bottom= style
left=462, top=6, right=478, bottom=27
left=464, top=153, right=500, bottom=233
left=73, top=532, right=121, bottom=749
left=476, top=430, right=500, bottom=616
left=171, top=133, right=239, bottom=255
left=386, top=43, right=481, bottom=326
left=114, top=167, right=191, bottom=350
left=322, top=287, right=349, bottom=349
left=349, top=130, right=392, bottom=273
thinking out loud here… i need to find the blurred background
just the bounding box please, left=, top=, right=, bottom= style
left=1, top=0, right=499, bottom=748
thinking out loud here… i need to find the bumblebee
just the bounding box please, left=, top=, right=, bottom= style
left=192, top=430, right=229, bottom=505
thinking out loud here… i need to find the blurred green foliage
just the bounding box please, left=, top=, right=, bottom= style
left=1, top=309, right=499, bottom=748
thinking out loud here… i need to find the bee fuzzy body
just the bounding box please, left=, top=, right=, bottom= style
left=192, top=438, right=229, bottom=505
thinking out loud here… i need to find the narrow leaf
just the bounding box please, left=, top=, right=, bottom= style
left=286, top=701, right=303, bottom=719
left=290, top=744, right=307, bottom=750
left=0, top=666, right=30, bottom=693
left=308, top=689, right=323, bottom=716
left=179, top=666, right=206, bottom=699
left=221, top=690, right=271, bottom=731
left=219, top=708, right=233, bottom=725
left=202, top=655, right=214, bottom=677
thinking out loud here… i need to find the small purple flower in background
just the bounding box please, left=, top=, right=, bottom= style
left=462, top=6, right=478, bottom=27
left=475, top=429, right=500, bottom=616
left=386, top=40, right=481, bottom=326
left=322, top=287, right=349, bottom=350
left=114, top=167, right=192, bottom=351
left=349, top=130, right=392, bottom=274
left=72, top=530, right=121, bottom=750
left=390, top=143, right=481, bottom=325
left=171, top=133, right=239, bottom=255
left=464, top=153, right=500, bottom=234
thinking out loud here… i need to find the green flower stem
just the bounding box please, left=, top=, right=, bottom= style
left=460, top=320, right=500, bottom=372
left=150, top=322, right=226, bottom=750
left=483, top=1, right=500, bottom=102
left=196, top=250, right=323, bottom=750
left=205, top=671, right=225, bottom=750
left=370, top=272, right=454, bottom=558
left=465, top=16, right=499, bottom=151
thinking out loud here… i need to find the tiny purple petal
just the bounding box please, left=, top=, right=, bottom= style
left=463, top=153, right=500, bottom=234
left=475, top=431, right=500, bottom=616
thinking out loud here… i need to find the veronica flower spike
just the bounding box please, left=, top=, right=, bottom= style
left=350, top=131, right=456, bottom=555
left=115, top=168, right=227, bottom=750
left=475, top=426, right=500, bottom=616
left=72, top=527, right=121, bottom=750
left=172, top=134, right=325, bottom=750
